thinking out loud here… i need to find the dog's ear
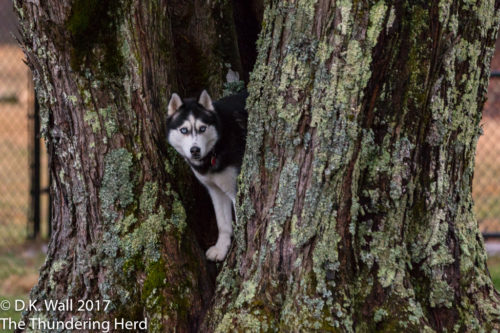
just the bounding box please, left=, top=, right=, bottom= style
left=168, top=93, right=183, bottom=116
left=198, top=90, right=214, bottom=111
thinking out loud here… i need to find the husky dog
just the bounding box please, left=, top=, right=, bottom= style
left=166, top=90, right=247, bottom=261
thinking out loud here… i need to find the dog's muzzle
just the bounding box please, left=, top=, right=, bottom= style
left=190, top=146, right=201, bottom=159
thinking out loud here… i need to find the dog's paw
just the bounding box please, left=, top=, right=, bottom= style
left=206, top=245, right=229, bottom=262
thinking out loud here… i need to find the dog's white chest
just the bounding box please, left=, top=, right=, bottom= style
left=193, top=166, right=238, bottom=200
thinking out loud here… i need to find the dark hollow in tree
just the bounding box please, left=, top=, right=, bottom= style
left=15, top=0, right=500, bottom=331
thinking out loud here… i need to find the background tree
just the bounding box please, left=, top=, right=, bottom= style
left=16, top=0, right=500, bottom=332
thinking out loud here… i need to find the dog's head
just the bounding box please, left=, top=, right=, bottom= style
left=166, top=90, right=219, bottom=165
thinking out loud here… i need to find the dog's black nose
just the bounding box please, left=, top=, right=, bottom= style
left=190, top=147, right=200, bottom=155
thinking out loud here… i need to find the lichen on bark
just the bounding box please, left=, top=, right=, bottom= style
left=207, top=0, right=500, bottom=331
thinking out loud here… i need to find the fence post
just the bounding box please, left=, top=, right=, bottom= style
left=29, top=95, right=40, bottom=239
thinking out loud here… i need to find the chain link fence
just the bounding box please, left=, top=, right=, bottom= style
left=0, top=1, right=48, bottom=328
left=0, top=0, right=33, bottom=249
left=475, top=36, right=500, bottom=236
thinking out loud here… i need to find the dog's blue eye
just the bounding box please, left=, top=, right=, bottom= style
left=199, top=126, right=207, bottom=133
left=180, top=128, right=188, bottom=134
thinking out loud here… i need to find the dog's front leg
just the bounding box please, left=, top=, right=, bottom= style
left=206, top=186, right=233, bottom=261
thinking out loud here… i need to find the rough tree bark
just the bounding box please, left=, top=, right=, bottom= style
left=207, top=1, right=500, bottom=331
left=16, top=0, right=500, bottom=332
left=15, top=0, right=245, bottom=331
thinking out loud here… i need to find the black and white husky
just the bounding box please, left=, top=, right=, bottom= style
left=166, top=90, right=247, bottom=261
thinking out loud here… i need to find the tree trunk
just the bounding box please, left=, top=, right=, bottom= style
left=207, top=1, right=500, bottom=332
left=16, top=0, right=500, bottom=332
left=15, top=0, right=244, bottom=331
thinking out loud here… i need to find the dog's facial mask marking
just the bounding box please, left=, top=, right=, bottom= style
left=167, top=93, right=218, bottom=164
